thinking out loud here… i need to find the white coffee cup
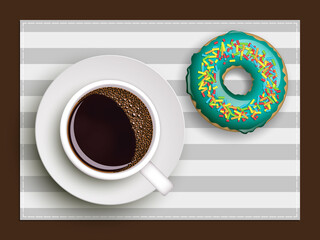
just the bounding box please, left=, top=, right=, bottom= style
left=60, top=80, right=172, bottom=195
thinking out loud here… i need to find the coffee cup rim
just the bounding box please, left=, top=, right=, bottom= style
left=60, top=80, right=160, bottom=180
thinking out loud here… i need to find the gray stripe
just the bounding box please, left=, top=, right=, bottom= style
left=21, top=176, right=63, bottom=192
left=20, top=112, right=36, bottom=128
left=20, top=144, right=299, bottom=161
left=20, top=20, right=300, bottom=32
left=21, top=80, right=51, bottom=96
left=20, top=48, right=299, bottom=64
left=21, top=176, right=299, bottom=192
left=21, top=80, right=300, bottom=97
left=20, top=112, right=300, bottom=129
left=171, top=176, right=299, bottom=192
left=180, top=144, right=299, bottom=160
left=21, top=208, right=300, bottom=220
left=20, top=144, right=40, bottom=160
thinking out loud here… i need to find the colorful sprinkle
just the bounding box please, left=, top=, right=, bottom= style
left=196, top=37, right=282, bottom=123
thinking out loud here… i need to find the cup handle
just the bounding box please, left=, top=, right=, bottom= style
left=140, top=162, right=173, bottom=195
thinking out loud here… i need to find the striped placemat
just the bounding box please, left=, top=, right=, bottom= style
left=20, top=20, right=300, bottom=220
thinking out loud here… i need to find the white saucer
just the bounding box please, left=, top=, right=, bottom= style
left=35, top=55, right=185, bottom=205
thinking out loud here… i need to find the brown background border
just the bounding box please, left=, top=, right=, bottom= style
left=1, top=0, right=317, bottom=238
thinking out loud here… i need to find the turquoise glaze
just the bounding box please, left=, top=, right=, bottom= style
left=186, top=31, right=287, bottom=133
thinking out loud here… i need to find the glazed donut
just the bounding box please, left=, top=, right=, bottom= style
left=186, top=30, right=288, bottom=134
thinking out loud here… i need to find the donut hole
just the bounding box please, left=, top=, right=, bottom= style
left=223, top=67, right=253, bottom=95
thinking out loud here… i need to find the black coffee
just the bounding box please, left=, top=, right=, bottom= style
left=68, top=87, right=153, bottom=172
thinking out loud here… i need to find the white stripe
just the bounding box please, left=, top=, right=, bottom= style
left=179, top=96, right=300, bottom=113
left=21, top=64, right=71, bottom=81
left=20, top=32, right=300, bottom=49
left=21, top=160, right=300, bottom=177
left=172, top=160, right=300, bottom=176
left=20, top=96, right=300, bottom=113
left=21, top=64, right=300, bottom=81
left=21, top=128, right=300, bottom=145
left=21, top=192, right=300, bottom=208
left=20, top=96, right=42, bottom=112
